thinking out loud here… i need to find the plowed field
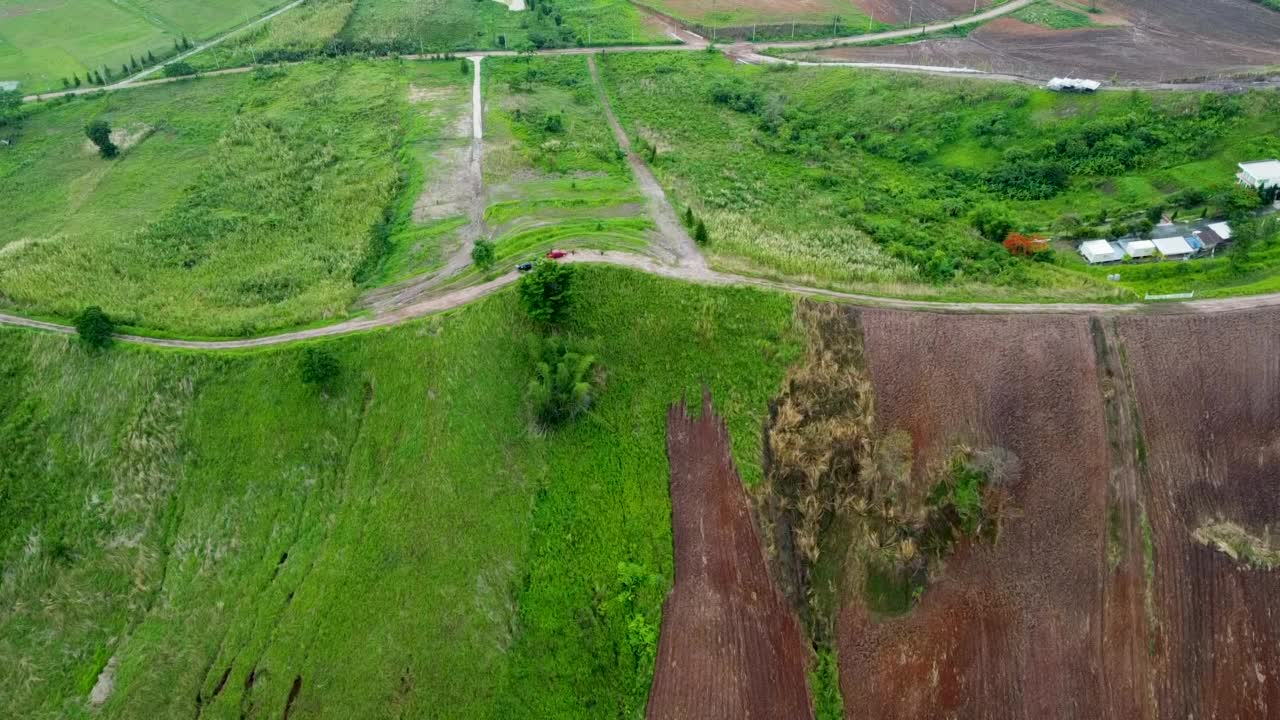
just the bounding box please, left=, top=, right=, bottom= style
left=831, top=307, right=1280, bottom=718
left=805, top=0, right=1280, bottom=81
left=649, top=393, right=814, bottom=720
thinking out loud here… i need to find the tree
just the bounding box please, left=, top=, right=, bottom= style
left=471, top=239, right=495, bottom=269
left=970, top=204, right=1013, bottom=243
left=1230, top=217, right=1279, bottom=274
left=1144, top=204, right=1165, bottom=224
left=130, top=55, right=139, bottom=71
left=147, top=50, right=156, bottom=64
left=73, top=73, right=82, bottom=87
left=683, top=206, right=695, bottom=228
left=74, top=306, right=115, bottom=350
left=526, top=336, right=598, bottom=428
left=1002, top=232, right=1045, bottom=257
left=299, top=347, right=340, bottom=389
left=459, top=58, right=470, bottom=75
left=163, top=61, right=197, bottom=78
left=84, top=120, right=119, bottom=158
left=693, top=219, right=709, bottom=245
left=517, top=259, right=575, bottom=324
left=0, top=87, right=22, bottom=128
left=62, top=77, right=70, bottom=89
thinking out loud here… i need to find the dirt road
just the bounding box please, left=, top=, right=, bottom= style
left=587, top=55, right=706, bottom=269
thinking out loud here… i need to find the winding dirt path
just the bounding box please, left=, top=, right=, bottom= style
left=587, top=55, right=706, bottom=269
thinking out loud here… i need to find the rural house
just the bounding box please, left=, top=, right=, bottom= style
left=1152, top=236, right=1196, bottom=259
left=1079, top=239, right=1123, bottom=264
left=1237, top=160, right=1280, bottom=190
left=1122, top=239, right=1156, bottom=258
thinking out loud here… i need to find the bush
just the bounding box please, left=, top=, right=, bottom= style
left=471, top=239, right=496, bottom=269
left=970, top=204, right=1013, bottom=243
left=84, top=120, right=118, bottom=158
left=526, top=336, right=598, bottom=428
left=299, top=347, right=340, bottom=388
left=517, top=259, right=575, bottom=324
left=74, top=306, right=115, bottom=350
left=163, top=61, right=197, bottom=78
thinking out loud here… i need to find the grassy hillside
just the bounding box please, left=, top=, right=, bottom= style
left=0, top=61, right=469, bottom=337
left=598, top=52, right=1280, bottom=300
left=0, top=266, right=800, bottom=719
left=0, top=0, right=281, bottom=93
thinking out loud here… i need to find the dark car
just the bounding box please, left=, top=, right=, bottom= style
left=517, top=262, right=534, bottom=272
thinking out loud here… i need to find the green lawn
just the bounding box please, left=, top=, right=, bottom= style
left=597, top=51, right=1280, bottom=301
left=0, top=60, right=469, bottom=337
left=0, top=265, right=801, bottom=720
left=0, top=0, right=282, bottom=93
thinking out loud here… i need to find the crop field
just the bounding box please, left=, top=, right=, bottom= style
left=651, top=394, right=814, bottom=720
left=0, top=266, right=802, bottom=720
left=804, top=0, right=1280, bottom=81
left=0, top=0, right=282, bottom=93
left=597, top=51, right=1280, bottom=300
left=0, top=60, right=473, bottom=337
left=187, top=0, right=358, bottom=71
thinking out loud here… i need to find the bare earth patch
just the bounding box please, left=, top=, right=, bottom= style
left=81, top=124, right=154, bottom=155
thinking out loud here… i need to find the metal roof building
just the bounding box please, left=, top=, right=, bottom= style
left=1080, top=239, right=1123, bottom=264
left=1152, top=236, right=1196, bottom=258
left=1238, top=160, right=1280, bottom=189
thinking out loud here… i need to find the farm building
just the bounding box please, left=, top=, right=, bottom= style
left=1123, top=240, right=1156, bottom=258
left=1152, top=236, right=1197, bottom=258
left=1048, top=77, right=1101, bottom=92
left=1080, top=239, right=1123, bottom=264
left=1196, top=221, right=1232, bottom=249
left=1237, top=160, right=1280, bottom=189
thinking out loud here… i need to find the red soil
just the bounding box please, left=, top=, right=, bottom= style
left=832, top=307, right=1280, bottom=718
left=1116, top=309, right=1280, bottom=719
left=807, top=0, right=1280, bottom=81
left=840, top=310, right=1112, bottom=718
left=648, top=392, right=814, bottom=720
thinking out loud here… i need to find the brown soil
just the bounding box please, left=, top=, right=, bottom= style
left=828, top=307, right=1280, bottom=718
left=805, top=0, right=1280, bottom=81
left=1115, top=309, right=1280, bottom=718
left=839, top=309, right=1111, bottom=718
left=854, top=0, right=993, bottom=25
left=648, top=391, right=814, bottom=720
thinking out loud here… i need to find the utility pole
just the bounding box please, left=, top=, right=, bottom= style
left=908, top=3, right=914, bottom=25
left=973, top=0, right=979, bottom=13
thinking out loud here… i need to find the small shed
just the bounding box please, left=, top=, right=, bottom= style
left=1048, top=77, right=1101, bottom=92
left=1080, top=239, right=1123, bottom=264
left=1207, top=221, right=1232, bottom=240
left=1152, top=236, right=1195, bottom=258
left=1123, top=239, right=1156, bottom=258
left=1238, top=160, right=1280, bottom=190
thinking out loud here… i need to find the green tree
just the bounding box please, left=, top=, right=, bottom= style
left=0, top=87, right=22, bottom=128
left=471, top=239, right=495, bottom=269
left=73, top=73, right=81, bottom=87
left=694, top=219, right=709, bottom=245
left=683, top=206, right=695, bottom=228
left=299, top=347, right=340, bottom=389
left=460, top=58, right=470, bottom=75
left=970, top=204, right=1013, bottom=243
left=526, top=336, right=598, bottom=427
left=84, top=120, right=118, bottom=158
left=163, top=61, right=197, bottom=78
left=517, top=259, right=575, bottom=324
left=74, top=306, right=115, bottom=350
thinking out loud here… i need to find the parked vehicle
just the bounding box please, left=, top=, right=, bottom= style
left=517, top=262, right=534, bottom=272
left=546, top=249, right=567, bottom=260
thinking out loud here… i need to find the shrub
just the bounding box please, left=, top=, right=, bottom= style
left=526, top=336, right=598, bottom=428
left=299, top=347, right=340, bottom=388
left=471, top=239, right=496, bottom=270
left=693, top=219, right=709, bottom=245
left=84, top=120, right=118, bottom=158
left=517, top=259, right=575, bottom=324
left=970, top=204, right=1013, bottom=242
left=163, top=61, right=197, bottom=78
left=74, top=306, right=115, bottom=349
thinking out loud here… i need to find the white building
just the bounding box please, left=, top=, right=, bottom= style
left=1238, top=160, right=1280, bottom=190
left=1207, top=221, right=1232, bottom=240
left=1152, top=236, right=1195, bottom=258
left=1080, top=239, right=1123, bottom=264
left=1123, top=239, right=1156, bottom=258
left=1048, top=77, right=1101, bottom=92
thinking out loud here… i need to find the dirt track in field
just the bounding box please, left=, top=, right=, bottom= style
left=829, top=307, right=1280, bottom=718
left=650, top=392, right=813, bottom=720
left=803, top=0, right=1280, bottom=81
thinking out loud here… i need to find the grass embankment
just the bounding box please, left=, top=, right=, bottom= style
left=481, top=57, right=653, bottom=268
left=0, top=61, right=468, bottom=337
left=0, top=266, right=800, bottom=719
left=0, top=0, right=283, bottom=93
left=598, top=51, right=1280, bottom=301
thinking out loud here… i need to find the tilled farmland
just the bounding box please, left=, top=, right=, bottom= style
left=649, top=393, right=814, bottom=720
left=805, top=0, right=1280, bottom=81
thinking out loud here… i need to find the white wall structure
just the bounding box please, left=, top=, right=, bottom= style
left=1080, top=239, right=1123, bottom=264
left=1238, top=160, right=1280, bottom=189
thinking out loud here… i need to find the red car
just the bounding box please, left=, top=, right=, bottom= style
left=546, top=249, right=568, bottom=260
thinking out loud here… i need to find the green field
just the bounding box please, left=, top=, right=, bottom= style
left=0, top=61, right=472, bottom=337
left=1010, top=0, right=1096, bottom=29
left=0, top=266, right=800, bottom=720
left=0, top=0, right=282, bottom=93
left=631, top=0, right=879, bottom=38
left=598, top=51, right=1280, bottom=300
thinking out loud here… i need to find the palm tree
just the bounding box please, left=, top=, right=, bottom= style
left=527, top=337, right=598, bottom=428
